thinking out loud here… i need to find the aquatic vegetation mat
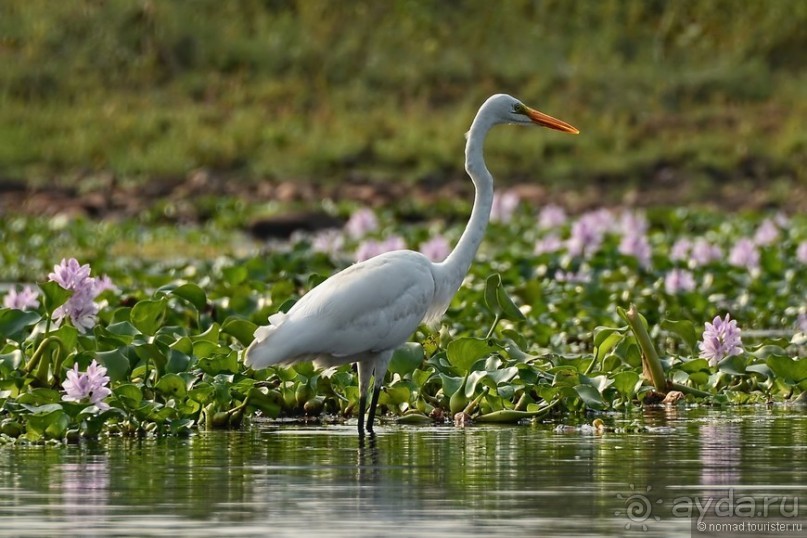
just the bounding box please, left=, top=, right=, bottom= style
left=1, top=203, right=805, bottom=442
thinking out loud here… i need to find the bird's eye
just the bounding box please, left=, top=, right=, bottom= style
left=513, top=103, right=524, bottom=114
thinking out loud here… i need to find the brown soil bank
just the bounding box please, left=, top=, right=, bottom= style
left=2, top=166, right=804, bottom=237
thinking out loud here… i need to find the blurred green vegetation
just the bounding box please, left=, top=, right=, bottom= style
left=1, top=0, right=805, bottom=200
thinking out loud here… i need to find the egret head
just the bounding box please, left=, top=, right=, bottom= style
left=483, top=94, right=579, bottom=134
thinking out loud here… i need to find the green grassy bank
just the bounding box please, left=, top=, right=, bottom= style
left=1, top=0, right=806, bottom=206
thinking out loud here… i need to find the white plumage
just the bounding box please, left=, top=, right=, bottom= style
left=244, top=94, right=579, bottom=434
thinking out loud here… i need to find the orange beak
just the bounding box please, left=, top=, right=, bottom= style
left=525, top=106, right=579, bottom=134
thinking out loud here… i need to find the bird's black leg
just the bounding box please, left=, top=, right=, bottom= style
left=357, top=394, right=367, bottom=437
left=365, top=385, right=381, bottom=435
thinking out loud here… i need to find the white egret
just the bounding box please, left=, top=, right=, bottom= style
left=244, top=94, right=579, bottom=434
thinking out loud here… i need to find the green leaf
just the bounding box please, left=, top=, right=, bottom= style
left=166, top=349, right=192, bottom=373
left=746, top=363, right=772, bottom=379
left=0, top=308, right=41, bottom=340
left=389, top=342, right=425, bottom=376
left=171, top=335, right=194, bottom=356
left=383, top=385, right=411, bottom=406
left=496, top=282, right=525, bottom=321
left=105, top=321, right=140, bottom=338
left=96, top=348, right=131, bottom=382
left=155, top=373, right=188, bottom=398
left=412, top=368, right=432, bottom=388
left=168, top=418, right=195, bottom=434
left=192, top=322, right=220, bottom=344
left=396, top=412, right=433, bottom=424
left=465, top=370, right=488, bottom=397
left=193, top=339, right=220, bottom=359
left=0, top=350, right=23, bottom=374
left=222, top=265, right=248, bottom=286
left=552, top=367, right=580, bottom=387
left=113, top=384, right=143, bottom=408
left=198, top=351, right=239, bottom=375
left=291, top=361, right=316, bottom=378
left=613, top=371, right=641, bottom=399
left=593, top=326, right=622, bottom=348
left=580, top=374, right=613, bottom=393
left=501, top=329, right=528, bottom=353
left=188, top=382, right=215, bottom=403
left=751, top=345, right=790, bottom=360
left=130, top=297, right=167, bottom=336
left=148, top=403, right=178, bottom=424
left=766, top=356, right=807, bottom=383
left=688, top=371, right=710, bottom=386
left=16, top=388, right=62, bottom=406
left=718, top=355, right=747, bottom=376
left=133, top=342, right=168, bottom=373
left=246, top=387, right=281, bottom=417
left=446, top=337, right=493, bottom=374
left=172, top=283, right=207, bottom=312
left=485, top=366, right=519, bottom=386
left=661, top=319, right=698, bottom=352
left=593, top=328, right=624, bottom=361
left=26, top=407, right=69, bottom=440
left=39, top=281, right=71, bottom=316
left=574, top=384, right=607, bottom=410
left=94, top=324, right=134, bottom=347
left=679, top=358, right=710, bottom=373
left=484, top=273, right=526, bottom=321
left=439, top=373, right=464, bottom=397
left=222, top=317, right=258, bottom=347
left=474, top=408, right=550, bottom=423
left=484, top=273, right=500, bottom=314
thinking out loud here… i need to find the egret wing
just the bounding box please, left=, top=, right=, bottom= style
left=245, top=251, right=436, bottom=367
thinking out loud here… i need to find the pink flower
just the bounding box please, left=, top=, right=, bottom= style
left=92, top=275, right=118, bottom=295
left=311, top=230, right=345, bottom=257
left=48, top=258, right=114, bottom=333
left=664, top=269, right=696, bottom=294
left=691, top=239, right=722, bottom=266
left=48, top=258, right=91, bottom=290
left=490, top=190, right=520, bottom=223
left=618, top=232, right=652, bottom=269
left=53, top=288, right=99, bottom=333
left=3, top=285, right=40, bottom=310
left=728, top=238, right=759, bottom=271
left=797, top=241, right=807, bottom=265
left=566, top=212, right=607, bottom=258
left=618, top=211, right=649, bottom=235
left=753, top=219, right=779, bottom=246
left=62, top=360, right=111, bottom=409
left=419, top=236, right=451, bottom=262
left=355, top=236, right=406, bottom=262
left=670, top=238, right=692, bottom=262
left=534, top=234, right=564, bottom=255
left=774, top=212, right=789, bottom=227
left=345, top=208, right=378, bottom=238
left=585, top=208, right=616, bottom=230
left=537, top=204, right=567, bottom=229
left=699, top=314, right=743, bottom=367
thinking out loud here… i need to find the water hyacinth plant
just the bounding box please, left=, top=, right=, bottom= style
left=0, top=204, right=805, bottom=443
left=62, top=360, right=111, bottom=409
left=698, top=314, right=744, bottom=367
left=3, top=285, right=40, bottom=310
left=48, top=258, right=116, bottom=333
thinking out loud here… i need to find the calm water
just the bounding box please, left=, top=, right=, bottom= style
left=1, top=407, right=806, bottom=537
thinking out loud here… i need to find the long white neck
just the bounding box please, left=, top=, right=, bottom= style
left=433, top=110, right=496, bottom=304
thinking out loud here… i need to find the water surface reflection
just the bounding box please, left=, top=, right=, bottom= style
left=1, top=407, right=805, bottom=536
